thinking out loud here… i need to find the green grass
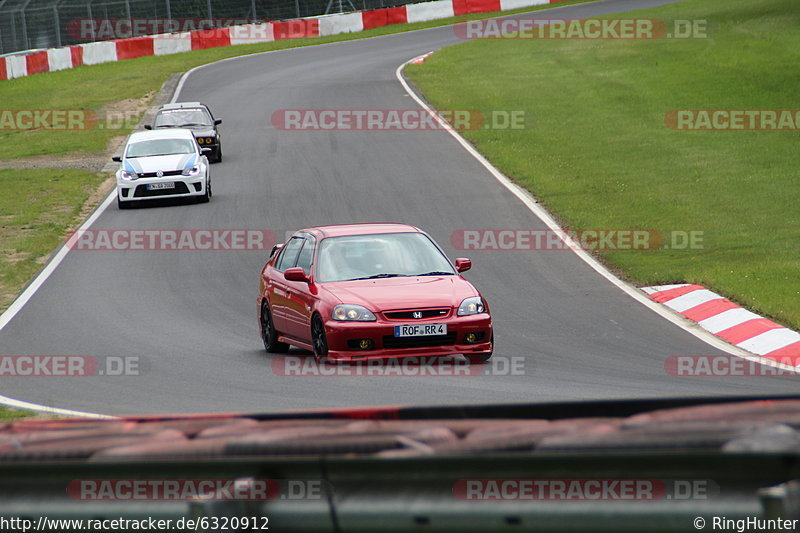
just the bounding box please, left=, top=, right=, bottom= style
left=0, top=406, right=36, bottom=422
left=0, top=168, right=107, bottom=312
left=406, top=0, right=800, bottom=329
left=0, top=0, right=598, bottom=160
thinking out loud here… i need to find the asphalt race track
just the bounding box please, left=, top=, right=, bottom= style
left=0, top=0, right=795, bottom=415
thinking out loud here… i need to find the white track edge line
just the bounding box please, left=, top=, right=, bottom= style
left=395, top=54, right=800, bottom=374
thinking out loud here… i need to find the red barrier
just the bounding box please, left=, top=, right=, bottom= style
left=362, top=9, right=389, bottom=30
left=25, top=51, right=50, bottom=75
left=272, top=19, right=320, bottom=40
left=70, top=46, right=84, bottom=67
left=190, top=27, right=231, bottom=50
left=386, top=6, right=409, bottom=25
left=454, top=0, right=501, bottom=15
left=0, top=59, right=6, bottom=80
left=115, top=36, right=155, bottom=60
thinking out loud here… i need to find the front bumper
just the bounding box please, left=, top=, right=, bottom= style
left=322, top=314, right=492, bottom=362
left=116, top=174, right=207, bottom=202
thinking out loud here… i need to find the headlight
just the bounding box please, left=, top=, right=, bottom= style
left=332, top=304, right=377, bottom=322
left=182, top=165, right=200, bottom=176
left=457, top=296, right=486, bottom=316
left=120, top=170, right=138, bottom=181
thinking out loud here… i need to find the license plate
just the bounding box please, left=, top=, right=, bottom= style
left=147, top=182, right=175, bottom=190
left=394, top=323, right=447, bottom=337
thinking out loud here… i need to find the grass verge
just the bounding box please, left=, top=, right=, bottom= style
left=0, top=168, right=108, bottom=312
left=0, top=406, right=36, bottom=422
left=406, top=0, right=800, bottom=329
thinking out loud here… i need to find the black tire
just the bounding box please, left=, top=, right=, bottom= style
left=466, top=334, right=493, bottom=364
left=261, top=302, right=289, bottom=353
left=199, top=176, right=211, bottom=203
left=117, top=197, right=131, bottom=209
left=215, top=147, right=222, bottom=163
left=311, top=315, right=329, bottom=363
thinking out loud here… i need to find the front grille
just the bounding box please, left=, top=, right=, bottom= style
left=384, top=308, right=450, bottom=320
left=382, top=332, right=457, bottom=349
left=133, top=182, right=190, bottom=197
left=137, top=170, right=184, bottom=178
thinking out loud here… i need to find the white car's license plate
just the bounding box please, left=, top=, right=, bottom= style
left=394, top=323, right=447, bottom=337
left=147, top=182, right=176, bottom=190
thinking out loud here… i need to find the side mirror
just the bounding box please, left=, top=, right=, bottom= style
left=455, top=258, right=472, bottom=273
left=284, top=267, right=309, bottom=283
left=111, top=156, right=121, bottom=162
left=144, top=125, right=153, bottom=130
left=214, top=118, right=222, bottom=125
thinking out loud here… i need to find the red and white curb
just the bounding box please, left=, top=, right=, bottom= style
left=642, top=284, right=800, bottom=360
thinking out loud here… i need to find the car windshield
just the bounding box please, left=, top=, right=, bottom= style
left=125, top=138, right=196, bottom=158
left=315, top=232, right=456, bottom=283
left=154, top=108, right=212, bottom=127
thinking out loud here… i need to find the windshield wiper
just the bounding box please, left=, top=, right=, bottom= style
left=348, top=273, right=407, bottom=281
left=413, top=271, right=454, bottom=276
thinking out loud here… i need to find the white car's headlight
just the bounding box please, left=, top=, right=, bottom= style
left=120, top=170, right=138, bottom=181
left=332, top=304, right=377, bottom=322
left=457, top=296, right=486, bottom=316
left=182, top=165, right=200, bottom=177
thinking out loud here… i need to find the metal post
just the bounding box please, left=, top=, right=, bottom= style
left=125, top=0, right=132, bottom=38
left=20, top=9, right=28, bottom=51
left=295, top=0, right=300, bottom=18
left=87, top=3, right=95, bottom=42
left=165, top=0, right=171, bottom=21
left=250, top=0, right=256, bottom=21
left=53, top=6, right=62, bottom=47
left=206, top=0, right=212, bottom=20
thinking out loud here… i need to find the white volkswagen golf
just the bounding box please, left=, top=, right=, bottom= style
left=113, top=129, right=212, bottom=209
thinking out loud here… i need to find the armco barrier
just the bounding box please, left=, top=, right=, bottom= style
left=230, top=24, right=274, bottom=45
left=191, top=28, right=232, bottom=50
left=499, top=0, right=547, bottom=11
left=319, top=12, right=365, bottom=37
left=116, top=37, right=155, bottom=60
left=47, top=48, right=73, bottom=71
left=79, top=41, right=118, bottom=65
left=0, top=0, right=569, bottom=81
left=406, top=0, right=455, bottom=23
left=153, top=33, right=192, bottom=56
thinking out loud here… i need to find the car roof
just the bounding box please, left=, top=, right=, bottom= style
left=159, top=102, right=209, bottom=111
left=127, top=128, right=197, bottom=143
left=298, top=223, right=423, bottom=238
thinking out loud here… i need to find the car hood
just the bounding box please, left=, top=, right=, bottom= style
left=123, top=153, right=198, bottom=174
left=321, top=276, right=477, bottom=311
left=156, top=125, right=215, bottom=136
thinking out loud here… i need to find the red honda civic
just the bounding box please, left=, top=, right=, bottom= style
left=257, top=223, right=493, bottom=363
